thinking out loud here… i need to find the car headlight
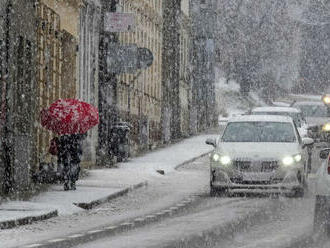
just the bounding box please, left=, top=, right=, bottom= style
left=212, top=154, right=231, bottom=165
left=212, top=153, right=220, bottom=162
left=220, top=155, right=231, bottom=165
left=322, top=123, right=330, bottom=132
left=282, top=154, right=302, bottom=166
left=294, top=154, right=302, bottom=162
left=282, top=156, right=294, bottom=166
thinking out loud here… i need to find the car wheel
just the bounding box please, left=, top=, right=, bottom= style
left=210, top=186, right=218, bottom=197
left=210, top=185, right=227, bottom=197
left=298, top=170, right=308, bottom=189
left=292, top=187, right=304, bottom=198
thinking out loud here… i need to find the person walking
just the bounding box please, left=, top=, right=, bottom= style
left=40, top=99, right=99, bottom=190
left=57, top=133, right=85, bottom=190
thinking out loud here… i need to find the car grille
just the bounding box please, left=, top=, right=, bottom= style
left=261, top=161, right=278, bottom=172
left=234, top=161, right=252, bottom=171
left=234, top=160, right=278, bottom=172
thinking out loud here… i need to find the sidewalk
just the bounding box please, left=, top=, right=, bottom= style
left=0, top=133, right=216, bottom=229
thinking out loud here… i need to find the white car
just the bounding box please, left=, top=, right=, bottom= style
left=314, top=148, right=330, bottom=235
left=206, top=115, right=314, bottom=197
left=251, top=106, right=308, bottom=137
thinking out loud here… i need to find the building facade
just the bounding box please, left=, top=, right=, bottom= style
left=117, top=0, right=163, bottom=153
left=179, top=0, right=191, bottom=138
left=34, top=0, right=80, bottom=167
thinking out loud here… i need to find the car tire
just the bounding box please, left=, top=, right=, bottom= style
left=293, top=187, right=304, bottom=198
left=210, top=185, right=227, bottom=197
left=210, top=186, right=217, bottom=197
left=298, top=170, right=308, bottom=190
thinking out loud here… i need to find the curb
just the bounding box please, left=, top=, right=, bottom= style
left=0, top=209, right=58, bottom=230
left=174, top=151, right=211, bottom=170
left=73, top=181, right=148, bottom=210
left=0, top=182, right=147, bottom=231
left=20, top=194, right=202, bottom=248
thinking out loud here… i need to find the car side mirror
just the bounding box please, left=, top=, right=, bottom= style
left=302, top=137, right=314, bottom=148
left=205, top=138, right=216, bottom=148
left=320, top=148, right=330, bottom=159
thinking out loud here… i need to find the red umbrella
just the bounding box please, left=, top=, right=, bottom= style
left=40, top=99, right=99, bottom=135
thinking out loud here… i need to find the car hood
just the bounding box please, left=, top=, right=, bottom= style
left=216, top=142, right=300, bottom=159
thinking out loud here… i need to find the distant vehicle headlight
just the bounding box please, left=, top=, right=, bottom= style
left=282, top=156, right=294, bottom=166
left=322, top=95, right=330, bottom=105
left=212, top=153, right=220, bottom=162
left=322, top=123, right=330, bottom=132
left=220, top=155, right=231, bottom=165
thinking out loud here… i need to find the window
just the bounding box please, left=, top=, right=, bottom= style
left=222, top=122, right=296, bottom=143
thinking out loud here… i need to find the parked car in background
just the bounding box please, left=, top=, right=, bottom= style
left=206, top=115, right=314, bottom=197
left=251, top=106, right=308, bottom=137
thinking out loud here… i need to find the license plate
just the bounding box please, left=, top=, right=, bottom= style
left=243, top=173, right=272, bottom=181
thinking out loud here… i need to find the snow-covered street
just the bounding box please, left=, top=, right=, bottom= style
left=70, top=156, right=319, bottom=248
left=0, top=133, right=329, bottom=248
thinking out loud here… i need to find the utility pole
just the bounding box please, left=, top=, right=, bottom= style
left=97, top=0, right=119, bottom=166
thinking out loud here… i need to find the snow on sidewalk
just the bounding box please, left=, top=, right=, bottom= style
left=79, top=134, right=216, bottom=188
left=29, top=185, right=129, bottom=215
left=0, top=133, right=216, bottom=226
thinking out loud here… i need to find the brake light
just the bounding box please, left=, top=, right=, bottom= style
left=328, top=155, right=330, bottom=175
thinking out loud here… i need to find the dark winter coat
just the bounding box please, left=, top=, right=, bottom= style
left=57, top=134, right=83, bottom=166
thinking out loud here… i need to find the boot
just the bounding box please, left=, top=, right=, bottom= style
left=70, top=181, right=76, bottom=190
left=64, top=182, right=70, bottom=191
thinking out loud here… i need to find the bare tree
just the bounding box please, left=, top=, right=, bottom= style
left=215, top=0, right=300, bottom=95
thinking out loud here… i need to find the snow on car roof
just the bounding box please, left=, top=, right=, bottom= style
left=228, top=115, right=293, bottom=123
left=293, top=101, right=324, bottom=106
left=252, top=106, right=301, bottom=113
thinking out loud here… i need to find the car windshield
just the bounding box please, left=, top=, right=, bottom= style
left=297, top=105, right=328, bottom=117
left=252, top=111, right=304, bottom=127
left=222, top=121, right=296, bottom=143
